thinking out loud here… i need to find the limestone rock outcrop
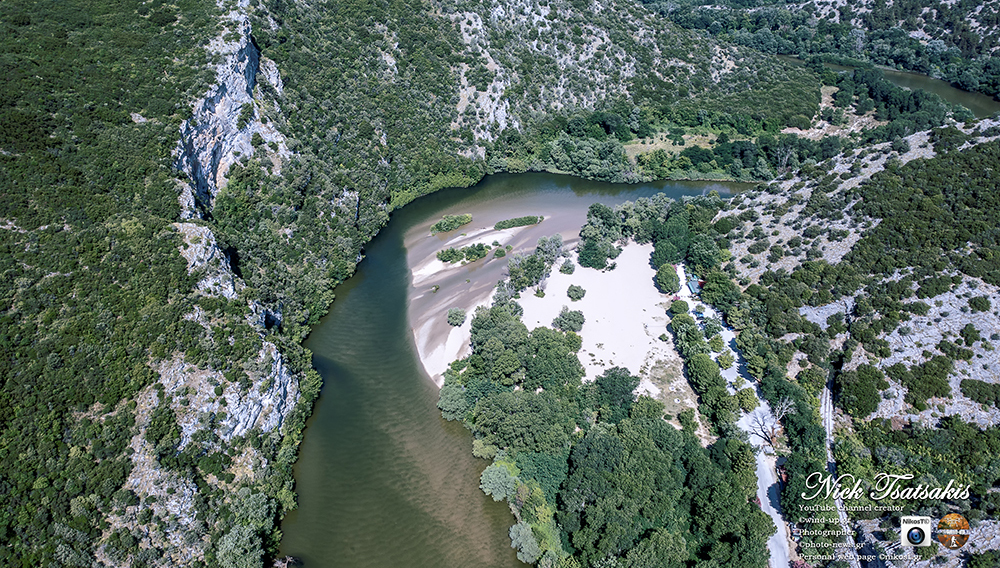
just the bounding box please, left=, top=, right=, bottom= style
left=174, top=0, right=290, bottom=218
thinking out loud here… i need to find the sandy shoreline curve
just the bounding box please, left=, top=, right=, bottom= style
left=408, top=223, right=683, bottom=389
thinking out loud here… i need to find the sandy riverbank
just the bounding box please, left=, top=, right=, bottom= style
left=405, top=203, right=593, bottom=386
left=517, top=243, right=675, bottom=391
left=408, top=221, right=685, bottom=391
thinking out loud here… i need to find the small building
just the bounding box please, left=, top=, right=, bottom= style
left=686, top=277, right=702, bottom=295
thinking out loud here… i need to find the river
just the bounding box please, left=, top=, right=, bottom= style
left=777, top=54, right=1000, bottom=118
left=278, top=173, right=748, bottom=567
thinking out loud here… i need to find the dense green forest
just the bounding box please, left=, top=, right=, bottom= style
left=634, top=63, right=969, bottom=181
left=644, top=0, right=1000, bottom=99
left=0, top=0, right=230, bottom=564
left=438, top=234, right=773, bottom=567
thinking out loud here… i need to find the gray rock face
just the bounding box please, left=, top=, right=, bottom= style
left=116, top=341, right=299, bottom=563
left=156, top=342, right=299, bottom=448
left=174, top=222, right=242, bottom=300
left=117, top=382, right=207, bottom=564
left=170, top=220, right=296, bottom=443
left=174, top=0, right=290, bottom=218
left=260, top=56, right=284, bottom=96
left=220, top=342, right=299, bottom=440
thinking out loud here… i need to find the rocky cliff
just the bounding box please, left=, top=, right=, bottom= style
left=101, top=3, right=303, bottom=564
left=175, top=0, right=290, bottom=218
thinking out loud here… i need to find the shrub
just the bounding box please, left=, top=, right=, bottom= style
left=567, top=285, right=586, bottom=301
left=431, top=214, right=473, bottom=233
left=718, top=351, right=735, bottom=369
left=236, top=102, right=254, bottom=129
left=961, top=323, right=982, bottom=346
left=438, top=243, right=490, bottom=263
left=447, top=308, right=466, bottom=326
left=961, top=379, right=1000, bottom=408
left=656, top=264, right=680, bottom=294
left=788, top=114, right=812, bottom=130
left=797, top=367, right=826, bottom=396
left=767, top=245, right=785, bottom=263
left=494, top=216, right=541, bottom=230
left=969, top=296, right=991, bottom=312
left=552, top=306, right=585, bottom=332
left=836, top=364, right=888, bottom=417
left=703, top=318, right=723, bottom=338
left=509, top=521, right=542, bottom=564
left=736, top=388, right=758, bottom=412
left=678, top=408, right=697, bottom=432
left=437, top=248, right=464, bottom=263
left=480, top=464, right=517, bottom=502
left=559, top=260, right=575, bottom=274
left=462, top=243, right=490, bottom=262
left=669, top=300, right=689, bottom=315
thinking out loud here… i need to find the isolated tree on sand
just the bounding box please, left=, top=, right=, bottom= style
left=750, top=397, right=795, bottom=448
left=656, top=264, right=680, bottom=294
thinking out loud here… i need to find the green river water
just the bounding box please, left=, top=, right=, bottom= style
left=277, top=173, right=745, bottom=567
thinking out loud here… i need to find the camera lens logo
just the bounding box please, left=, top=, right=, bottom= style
left=936, top=513, right=970, bottom=550
left=900, top=516, right=933, bottom=547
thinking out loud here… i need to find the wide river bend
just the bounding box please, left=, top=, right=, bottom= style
left=278, top=173, right=748, bottom=567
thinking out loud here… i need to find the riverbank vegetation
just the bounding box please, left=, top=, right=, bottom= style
left=431, top=214, right=474, bottom=234
left=437, top=227, right=774, bottom=566
left=437, top=243, right=491, bottom=263
left=440, top=306, right=772, bottom=568
left=0, top=0, right=243, bottom=564
left=251, top=0, right=825, bottom=208
left=495, top=216, right=543, bottom=231
left=447, top=308, right=467, bottom=327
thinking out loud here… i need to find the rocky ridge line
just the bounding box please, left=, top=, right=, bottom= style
left=101, top=2, right=302, bottom=564
left=174, top=0, right=291, bottom=218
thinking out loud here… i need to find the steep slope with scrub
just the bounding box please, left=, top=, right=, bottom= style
left=681, top=117, right=1000, bottom=561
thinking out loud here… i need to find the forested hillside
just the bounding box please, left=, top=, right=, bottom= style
left=644, top=0, right=1000, bottom=98
left=683, top=121, right=1000, bottom=563
left=250, top=0, right=820, bottom=204
left=0, top=1, right=226, bottom=565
